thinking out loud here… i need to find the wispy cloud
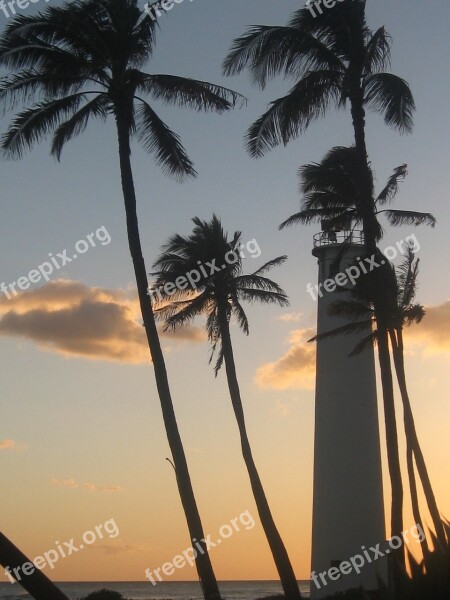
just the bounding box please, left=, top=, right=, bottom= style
left=50, top=478, right=125, bottom=493
left=0, top=438, right=27, bottom=452
left=93, top=544, right=144, bottom=555
left=0, top=279, right=205, bottom=363
left=277, top=312, right=303, bottom=323
left=406, top=300, right=450, bottom=355
left=254, top=328, right=316, bottom=391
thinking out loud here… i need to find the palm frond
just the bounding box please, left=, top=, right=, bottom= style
left=382, top=209, right=436, bottom=228
left=0, top=69, right=85, bottom=114
left=1, top=93, right=87, bottom=157
left=238, top=288, right=289, bottom=307
left=51, top=93, right=109, bottom=160
left=232, top=300, right=249, bottom=336
left=308, top=320, right=373, bottom=343
left=251, top=255, right=288, bottom=276
left=377, top=164, right=408, bottom=204
left=245, top=70, right=343, bottom=157
left=162, top=293, right=209, bottom=332
left=328, top=299, right=375, bottom=321
left=364, top=72, right=415, bottom=133
left=135, top=100, right=197, bottom=180
left=362, top=26, right=391, bottom=74
left=140, top=74, right=245, bottom=111
left=349, top=331, right=379, bottom=356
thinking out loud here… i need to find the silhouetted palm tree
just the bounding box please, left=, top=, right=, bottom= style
left=223, top=0, right=414, bottom=251
left=0, top=2, right=243, bottom=597
left=224, top=3, right=416, bottom=554
left=0, top=532, right=69, bottom=600
left=279, top=147, right=435, bottom=236
left=152, top=215, right=302, bottom=600
left=280, top=145, right=437, bottom=568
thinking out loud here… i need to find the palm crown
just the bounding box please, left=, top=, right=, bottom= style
left=152, top=215, right=289, bottom=373
left=0, top=0, right=242, bottom=178
left=279, top=146, right=436, bottom=241
left=223, top=0, right=415, bottom=158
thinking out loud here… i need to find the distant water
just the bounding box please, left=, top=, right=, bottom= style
left=0, top=581, right=310, bottom=600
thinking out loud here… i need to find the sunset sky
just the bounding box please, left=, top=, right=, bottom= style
left=1, top=0, right=449, bottom=584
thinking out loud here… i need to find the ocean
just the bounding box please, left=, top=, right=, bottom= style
left=0, top=581, right=310, bottom=600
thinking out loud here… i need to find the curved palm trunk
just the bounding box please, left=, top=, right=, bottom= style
left=114, top=108, right=221, bottom=600
left=389, top=329, right=446, bottom=547
left=218, top=309, right=301, bottom=600
left=351, top=94, right=405, bottom=569
left=0, top=532, right=69, bottom=600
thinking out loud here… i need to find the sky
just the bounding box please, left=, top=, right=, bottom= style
left=1, top=0, right=450, bottom=585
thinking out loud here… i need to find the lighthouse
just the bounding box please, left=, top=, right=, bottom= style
left=310, top=227, right=386, bottom=598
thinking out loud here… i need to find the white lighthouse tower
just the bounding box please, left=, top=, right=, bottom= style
left=310, top=228, right=386, bottom=598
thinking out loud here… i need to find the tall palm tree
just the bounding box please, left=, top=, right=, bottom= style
left=388, top=252, right=447, bottom=548
left=223, top=0, right=414, bottom=253
left=0, top=2, right=243, bottom=597
left=152, top=215, right=302, bottom=600
left=279, top=145, right=437, bottom=569
left=224, top=1, right=416, bottom=554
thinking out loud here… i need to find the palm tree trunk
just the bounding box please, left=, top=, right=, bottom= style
left=406, top=442, right=430, bottom=560
left=390, top=329, right=429, bottom=561
left=389, top=329, right=446, bottom=546
left=114, top=107, right=221, bottom=600
left=376, top=329, right=405, bottom=573
left=218, top=308, right=301, bottom=600
left=0, top=532, right=69, bottom=600
left=351, top=93, right=405, bottom=566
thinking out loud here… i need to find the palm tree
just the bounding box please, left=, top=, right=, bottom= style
left=223, top=0, right=414, bottom=253
left=279, top=145, right=437, bottom=568
left=151, top=215, right=302, bottom=600
left=224, top=2, right=416, bottom=553
left=389, top=252, right=447, bottom=548
left=0, top=2, right=243, bottom=597
left=0, top=531, right=69, bottom=600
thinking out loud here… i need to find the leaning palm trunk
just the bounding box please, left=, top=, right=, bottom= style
left=218, top=308, right=301, bottom=600
left=389, top=328, right=446, bottom=547
left=406, top=442, right=430, bottom=560
left=376, top=328, right=405, bottom=573
left=114, top=109, right=221, bottom=600
left=0, top=532, right=69, bottom=600
left=351, top=98, right=405, bottom=567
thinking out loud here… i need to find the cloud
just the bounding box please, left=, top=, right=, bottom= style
left=50, top=478, right=125, bottom=493
left=405, top=300, right=450, bottom=355
left=0, top=279, right=205, bottom=363
left=254, top=328, right=316, bottom=390
left=269, top=399, right=293, bottom=417
left=0, top=439, right=27, bottom=452
left=0, top=439, right=16, bottom=451
left=92, top=544, right=143, bottom=555
left=277, top=312, right=303, bottom=323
